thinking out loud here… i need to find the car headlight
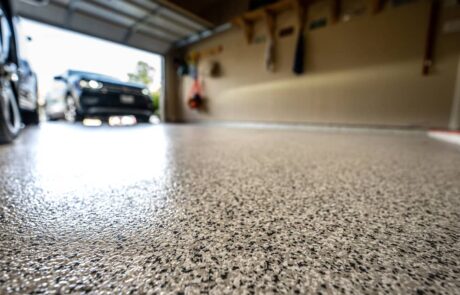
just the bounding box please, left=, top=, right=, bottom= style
left=142, top=88, right=150, bottom=96
left=79, top=79, right=103, bottom=89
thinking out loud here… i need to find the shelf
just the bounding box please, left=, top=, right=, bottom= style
left=244, top=0, right=295, bottom=22
left=232, top=0, right=396, bottom=44
left=229, top=0, right=431, bottom=76
left=232, top=0, right=303, bottom=44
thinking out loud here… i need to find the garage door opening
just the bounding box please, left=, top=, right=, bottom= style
left=19, top=18, right=164, bottom=126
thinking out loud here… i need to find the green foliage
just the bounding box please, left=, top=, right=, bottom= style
left=128, top=61, right=160, bottom=114
left=151, top=91, right=160, bottom=116
left=127, top=61, right=155, bottom=86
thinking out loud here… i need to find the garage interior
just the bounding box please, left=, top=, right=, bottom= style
left=1, top=0, right=460, bottom=293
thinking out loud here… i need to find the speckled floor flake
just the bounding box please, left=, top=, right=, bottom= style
left=0, top=123, right=459, bottom=294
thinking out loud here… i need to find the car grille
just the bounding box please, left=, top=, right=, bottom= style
left=80, top=92, right=152, bottom=111
left=103, top=84, right=143, bottom=95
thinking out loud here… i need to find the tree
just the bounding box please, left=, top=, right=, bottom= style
left=128, top=61, right=159, bottom=115
left=127, top=61, right=155, bottom=87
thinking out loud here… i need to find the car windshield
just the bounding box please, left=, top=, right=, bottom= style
left=69, top=70, right=119, bottom=81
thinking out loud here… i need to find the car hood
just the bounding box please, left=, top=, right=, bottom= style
left=80, top=75, right=146, bottom=90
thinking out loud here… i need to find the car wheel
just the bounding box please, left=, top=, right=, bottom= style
left=23, top=83, right=40, bottom=125
left=47, top=116, right=60, bottom=122
left=22, top=107, right=40, bottom=125
left=0, top=78, right=21, bottom=143
left=64, top=95, right=82, bottom=122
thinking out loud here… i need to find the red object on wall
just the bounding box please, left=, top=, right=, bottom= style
left=188, top=79, right=204, bottom=110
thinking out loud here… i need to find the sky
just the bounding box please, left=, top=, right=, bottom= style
left=18, top=18, right=163, bottom=100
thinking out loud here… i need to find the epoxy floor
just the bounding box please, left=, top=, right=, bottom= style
left=0, top=123, right=459, bottom=294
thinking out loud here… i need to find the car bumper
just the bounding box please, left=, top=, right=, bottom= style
left=79, top=91, right=153, bottom=117
left=45, top=103, right=66, bottom=119
left=85, top=107, right=152, bottom=117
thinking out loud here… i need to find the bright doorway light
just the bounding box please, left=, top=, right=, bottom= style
left=17, top=18, right=163, bottom=117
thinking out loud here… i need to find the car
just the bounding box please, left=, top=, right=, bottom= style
left=0, top=0, right=39, bottom=143
left=18, top=59, right=39, bottom=123
left=45, top=70, right=154, bottom=123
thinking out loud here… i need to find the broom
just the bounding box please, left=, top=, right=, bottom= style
left=293, top=2, right=306, bottom=75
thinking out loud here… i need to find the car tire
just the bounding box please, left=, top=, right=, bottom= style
left=22, top=107, right=40, bottom=125
left=65, top=95, right=83, bottom=123
left=0, top=79, right=21, bottom=144
left=47, top=116, right=60, bottom=122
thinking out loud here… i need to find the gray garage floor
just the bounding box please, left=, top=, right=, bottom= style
left=0, top=123, right=459, bottom=294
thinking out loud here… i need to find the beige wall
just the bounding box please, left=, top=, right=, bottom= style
left=167, top=0, right=460, bottom=128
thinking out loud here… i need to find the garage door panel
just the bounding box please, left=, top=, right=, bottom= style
left=130, top=0, right=160, bottom=11
left=89, top=0, right=154, bottom=18
left=145, top=15, right=197, bottom=37
left=75, top=2, right=135, bottom=27
left=14, top=0, right=212, bottom=54
left=14, top=1, right=69, bottom=27
left=136, top=24, right=180, bottom=42
left=69, top=13, right=132, bottom=42
left=158, top=9, right=206, bottom=31
left=52, top=0, right=71, bottom=5
left=128, top=31, right=171, bottom=53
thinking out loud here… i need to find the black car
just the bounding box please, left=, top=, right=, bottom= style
left=0, top=0, right=39, bottom=143
left=46, top=70, right=153, bottom=123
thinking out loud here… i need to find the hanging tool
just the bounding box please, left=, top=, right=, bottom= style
left=264, top=10, right=276, bottom=72
left=186, top=52, right=204, bottom=110
left=422, top=0, right=439, bottom=76
left=187, top=78, right=204, bottom=110
left=293, top=0, right=307, bottom=75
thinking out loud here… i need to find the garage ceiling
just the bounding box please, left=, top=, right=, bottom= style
left=168, top=0, right=249, bottom=25
left=13, top=0, right=213, bottom=54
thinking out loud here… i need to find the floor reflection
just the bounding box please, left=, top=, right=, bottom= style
left=34, top=122, right=169, bottom=196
